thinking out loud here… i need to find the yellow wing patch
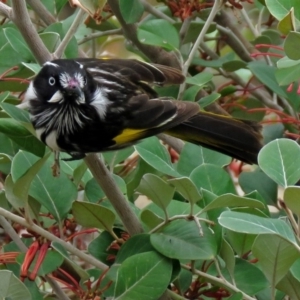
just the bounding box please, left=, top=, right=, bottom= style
left=113, top=128, right=146, bottom=144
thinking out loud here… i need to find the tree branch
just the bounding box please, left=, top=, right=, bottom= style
left=107, top=0, right=181, bottom=68
left=26, top=0, right=56, bottom=26
left=11, top=0, right=52, bottom=64
left=54, top=8, right=87, bottom=58
left=0, top=207, right=108, bottom=271
left=84, top=154, right=144, bottom=235
left=0, top=2, right=12, bottom=19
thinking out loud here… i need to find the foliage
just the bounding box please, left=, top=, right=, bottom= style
left=0, top=0, right=300, bottom=299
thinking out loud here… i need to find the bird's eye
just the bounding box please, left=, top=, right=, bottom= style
left=49, top=77, right=56, bottom=86
left=83, top=76, right=87, bottom=85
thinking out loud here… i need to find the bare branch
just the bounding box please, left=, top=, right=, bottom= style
left=0, top=2, right=12, bottom=19
left=54, top=8, right=87, bottom=59
left=78, top=28, right=122, bottom=45
left=0, top=216, right=27, bottom=252
left=107, top=0, right=181, bottom=68
left=26, top=0, right=56, bottom=26
left=0, top=207, right=108, bottom=271
left=140, top=0, right=175, bottom=23
left=84, top=154, right=144, bottom=236
left=11, top=0, right=52, bottom=64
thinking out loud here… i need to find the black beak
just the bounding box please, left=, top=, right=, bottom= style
left=63, top=86, right=83, bottom=98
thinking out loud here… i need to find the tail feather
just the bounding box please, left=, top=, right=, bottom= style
left=166, top=111, right=263, bottom=164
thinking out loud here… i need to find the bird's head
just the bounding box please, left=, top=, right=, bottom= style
left=26, top=59, right=96, bottom=105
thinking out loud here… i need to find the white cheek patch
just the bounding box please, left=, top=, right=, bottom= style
left=48, top=90, right=63, bottom=103
left=24, top=81, right=37, bottom=102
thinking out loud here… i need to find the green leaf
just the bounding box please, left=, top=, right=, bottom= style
left=39, top=32, right=60, bottom=52
left=116, top=234, right=155, bottom=263
left=138, top=19, right=179, bottom=50
left=135, top=137, right=180, bottom=177
left=252, top=234, right=300, bottom=286
left=201, top=194, right=265, bottom=214
left=12, top=151, right=51, bottom=204
left=222, top=60, right=247, bottom=72
left=140, top=209, right=164, bottom=229
left=177, top=143, right=230, bottom=176
left=239, top=168, right=278, bottom=205
left=265, top=0, right=300, bottom=27
left=168, top=177, right=202, bottom=205
left=3, top=27, right=34, bottom=61
left=248, top=61, right=287, bottom=98
left=278, top=8, right=296, bottom=34
left=0, top=118, right=45, bottom=157
left=284, top=186, right=300, bottom=215
left=234, top=258, right=268, bottom=295
left=185, top=72, right=213, bottom=86
left=276, top=271, right=300, bottom=299
left=275, top=62, right=300, bottom=85
left=151, top=219, right=217, bottom=260
left=1, top=103, right=31, bottom=123
left=113, top=251, right=172, bottom=300
left=25, top=153, right=76, bottom=221
left=198, top=92, right=221, bottom=108
left=190, top=164, right=236, bottom=195
left=137, top=174, right=174, bottom=212
left=219, top=211, right=296, bottom=244
left=282, top=31, right=300, bottom=67
left=258, top=139, right=300, bottom=187
left=88, top=231, right=116, bottom=264
left=119, top=0, right=144, bottom=23
left=0, top=270, right=31, bottom=300
left=72, top=201, right=116, bottom=230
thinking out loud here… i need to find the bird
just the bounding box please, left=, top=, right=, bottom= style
left=24, top=58, right=262, bottom=164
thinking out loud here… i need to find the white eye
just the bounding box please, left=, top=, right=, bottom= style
left=83, top=76, right=87, bottom=85
left=49, top=77, right=56, bottom=86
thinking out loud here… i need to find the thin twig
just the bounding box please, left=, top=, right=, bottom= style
left=0, top=207, right=109, bottom=271
left=78, top=28, right=122, bottom=45
left=182, top=0, right=222, bottom=75
left=0, top=216, right=27, bottom=252
left=45, top=276, right=71, bottom=300
left=181, top=264, right=257, bottom=300
left=141, top=0, right=175, bottom=23
left=178, top=0, right=222, bottom=98
left=54, top=9, right=87, bottom=58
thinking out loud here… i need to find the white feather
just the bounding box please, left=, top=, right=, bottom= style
left=91, top=87, right=109, bottom=120
left=23, top=82, right=36, bottom=102
left=48, top=90, right=63, bottom=103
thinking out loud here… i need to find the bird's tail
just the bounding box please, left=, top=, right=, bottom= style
left=165, top=111, right=263, bottom=164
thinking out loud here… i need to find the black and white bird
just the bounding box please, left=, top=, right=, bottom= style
left=25, top=58, right=262, bottom=163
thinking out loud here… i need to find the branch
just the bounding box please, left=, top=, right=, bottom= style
left=107, top=0, right=181, bottom=68
left=84, top=154, right=144, bottom=235
left=0, top=207, right=108, bottom=271
left=11, top=0, right=52, bottom=64
left=0, top=2, right=12, bottom=19
left=78, top=28, right=122, bottom=45
left=26, top=0, right=56, bottom=26
left=181, top=264, right=256, bottom=300
left=178, top=0, right=222, bottom=97
left=54, top=8, right=87, bottom=58
left=140, top=0, right=175, bottom=23
left=0, top=215, right=27, bottom=252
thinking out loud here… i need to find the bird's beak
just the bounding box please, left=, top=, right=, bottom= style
left=63, top=81, right=85, bottom=103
